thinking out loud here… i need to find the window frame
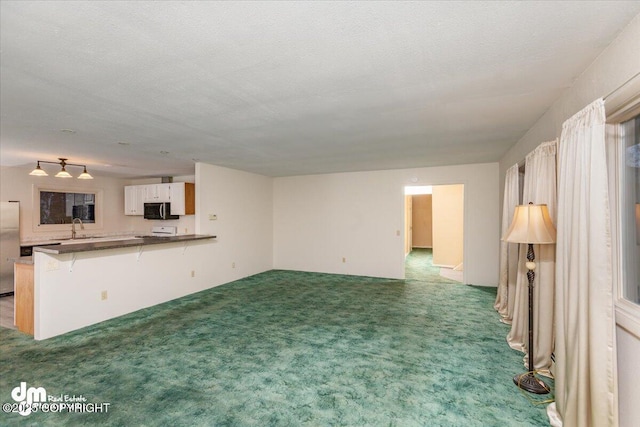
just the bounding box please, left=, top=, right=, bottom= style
left=606, top=85, right=640, bottom=339
left=31, top=185, right=104, bottom=233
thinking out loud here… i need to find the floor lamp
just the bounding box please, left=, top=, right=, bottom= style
left=503, top=202, right=556, bottom=394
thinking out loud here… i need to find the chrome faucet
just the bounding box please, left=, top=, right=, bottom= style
left=71, top=218, right=84, bottom=239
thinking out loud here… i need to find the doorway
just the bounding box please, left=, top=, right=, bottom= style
left=404, top=184, right=464, bottom=282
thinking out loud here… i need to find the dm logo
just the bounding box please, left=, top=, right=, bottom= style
left=11, top=382, right=47, bottom=416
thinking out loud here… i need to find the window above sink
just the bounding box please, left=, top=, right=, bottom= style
left=32, top=185, right=104, bottom=233
left=40, top=190, right=95, bottom=224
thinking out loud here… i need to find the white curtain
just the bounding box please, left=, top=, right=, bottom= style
left=547, top=99, right=617, bottom=427
left=495, top=164, right=520, bottom=323
left=507, top=140, right=557, bottom=375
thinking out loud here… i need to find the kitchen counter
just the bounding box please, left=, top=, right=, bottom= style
left=21, top=233, right=219, bottom=339
left=33, top=234, right=216, bottom=255
left=22, top=235, right=136, bottom=247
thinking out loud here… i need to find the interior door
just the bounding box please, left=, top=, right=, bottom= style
left=405, top=195, right=412, bottom=255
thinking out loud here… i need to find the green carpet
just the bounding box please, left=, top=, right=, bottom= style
left=0, top=250, right=550, bottom=426
left=404, top=248, right=460, bottom=283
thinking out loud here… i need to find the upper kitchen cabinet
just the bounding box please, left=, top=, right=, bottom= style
left=169, top=182, right=195, bottom=215
left=124, top=183, right=194, bottom=216
left=144, top=184, right=171, bottom=203
left=124, top=185, right=145, bottom=215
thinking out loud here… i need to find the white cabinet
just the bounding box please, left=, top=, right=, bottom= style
left=158, top=185, right=171, bottom=202
left=168, top=182, right=195, bottom=215
left=144, top=184, right=171, bottom=203
left=124, top=186, right=145, bottom=215
left=125, top=183, right=194, bottom=216
left=169, top=183, right=186, bottom=215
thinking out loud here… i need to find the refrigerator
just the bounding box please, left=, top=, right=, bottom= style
left=0, top=201, right=20, bottom=296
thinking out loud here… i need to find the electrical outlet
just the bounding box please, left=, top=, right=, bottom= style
left=191, top=270, right=195, bottom=277
left=396, top=230, right=401, bottom=236
left=101, top=290, right=108, bottom=301
left=209, top=214, right=217, bottom=221
left=232, top=262, right=236, bottom=269
left=342, top=257, right=346, bottom=263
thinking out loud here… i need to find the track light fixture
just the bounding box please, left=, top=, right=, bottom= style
left=29, top=158, right=93, bottom=179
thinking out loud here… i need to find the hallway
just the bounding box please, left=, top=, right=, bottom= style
left=405, top=248, right=461, bottom=283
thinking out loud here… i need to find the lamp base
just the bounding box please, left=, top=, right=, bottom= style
left=513, top=372, right=550, bottom=394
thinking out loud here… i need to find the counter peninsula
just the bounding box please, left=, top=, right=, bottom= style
left=22, top=234, right=216, bottom=340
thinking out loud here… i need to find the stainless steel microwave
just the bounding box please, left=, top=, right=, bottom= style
left=143, top=202, right=179, bottom=220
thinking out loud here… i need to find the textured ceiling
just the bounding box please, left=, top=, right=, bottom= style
left=2, top=1, right=640, bottom=178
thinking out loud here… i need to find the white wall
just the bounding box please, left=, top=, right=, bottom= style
left=497, top=16, right=640, bottom=426
left=0, top=164, right=133, bottom=242
left=274, top=169, right=404, bottom=279
left=499, top=14, right=640, bottom=208
left=273, top=163, right=499, bottom=285
left=34, top=241, right=215, bottom=339
left=195, top=162, right=273, bottom=284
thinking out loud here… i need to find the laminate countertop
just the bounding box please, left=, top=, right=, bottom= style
left=33, top=235, right=216, bottom=255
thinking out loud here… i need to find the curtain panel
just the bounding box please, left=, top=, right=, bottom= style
left=495, top=164, right=520, bottom=323
left=547, top=99, right=617, bottom=427
left=507, top=140, right=557, bottom=375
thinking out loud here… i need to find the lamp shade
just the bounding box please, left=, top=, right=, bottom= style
left=503, top=203, right=556, bottom=244
left=29, top=162, right=48, bottom=176
left=77, top=166, right=93, bottom=180
left=55, top=168, right=73, bottom=178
